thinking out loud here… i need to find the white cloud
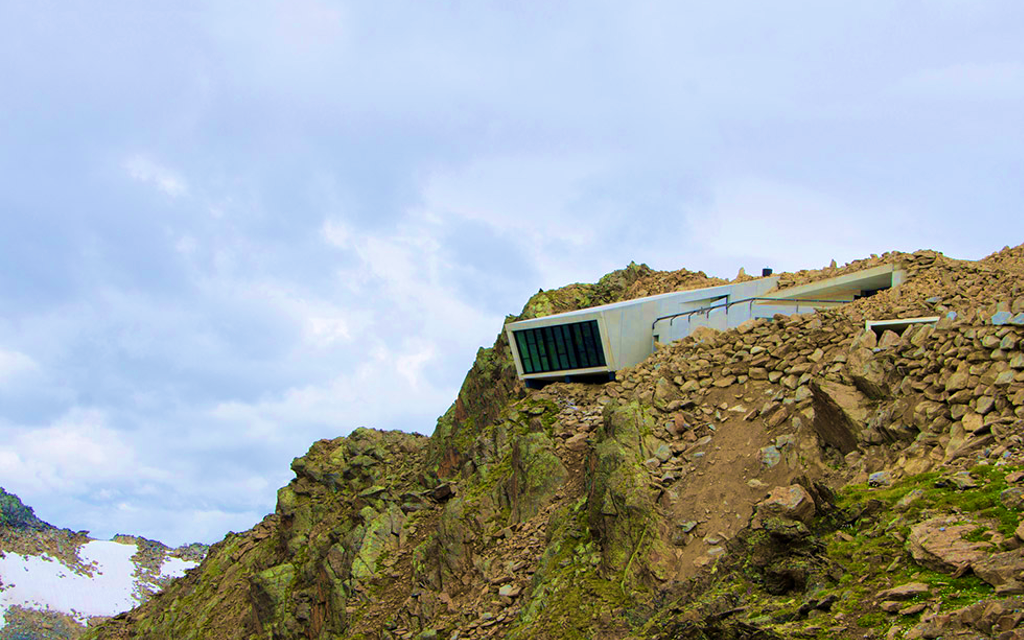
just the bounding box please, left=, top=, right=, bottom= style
left=419, top=154, right=607, bottom=245
left=684, top=177, right=917, bottom=273
left=124, top=155, right=189, bottom=197
left=899, top=61, right=1024, bottom=101
left=174, top=234, right=198, bottom=256
left=0, top=409, right=139, bottom=494
left=321, top=218, right=352, bottom=248
left=0, top=348, right=38, bottom=383
left=236, top=281, right=362, bottom=350
left=208, top=336, right=450, bottom=441
left=305, top=315, right=351, bottom=347
left=413, top=155, right=643, bottom=291
left=324, top=211, right=502, bottom=339
left=395, top=340, right=437, bottom=392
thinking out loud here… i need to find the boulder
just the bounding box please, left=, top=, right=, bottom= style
left=962, top=412, right=985, bottom=433
left=878, top=329, right=902, bottom=350
left=1003, top=488, right=1024, bottom=510
left=757, top=485, right=816, bottom=525
left=565, top=432, right=590, bottom=452
left=895, top=489, right=926, bottom=511
left=810, top=381, right=867, bottom=454
left=877, top=582, right=930, bottom=601
left=868, top=471, right=892, bottom=487
left=714, top=375, right=737, bottom=388
left=653, top=377, right=681, bottom=410
left=946, top=434, right=996, bottom=462
left=946, top=369, right=971, bottom=393
left=950, top=471, right=979, bottom=490
left=759, top=445, right=781, bottom=468
left=973, top=548, right=1024, bottom=594
left=908, top=516, right=992, bottom=575
left=847, top=348, right=891, bottom=400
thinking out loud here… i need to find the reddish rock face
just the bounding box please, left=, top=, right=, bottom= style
left=973, top=549, right=1024, bottom=594
left=876, top=581, right=930, bottom=601
left=908, top=516, right=993, bottom=575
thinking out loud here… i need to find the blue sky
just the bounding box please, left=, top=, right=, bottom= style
left=1, top=1, right=1022, bottom=546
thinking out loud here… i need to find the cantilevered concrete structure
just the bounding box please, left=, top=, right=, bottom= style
left=506, top=263, right=905, bottom=385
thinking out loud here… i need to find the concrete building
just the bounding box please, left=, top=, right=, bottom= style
left=505, top=263, right=905, bottom=386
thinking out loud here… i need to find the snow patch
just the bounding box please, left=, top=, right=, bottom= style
left=0, top=539, right=199, bottom=628
left=159, top=555, right=196, bottom=579
left=0, top=541, right=138, bottom=623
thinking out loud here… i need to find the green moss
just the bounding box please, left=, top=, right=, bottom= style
left=963, top=525, right=994, bottom=543
left=0, top=487, right=49, bottom=530
left=512, top=431, right=568, bottom=522
left=839, top=464, right=1023, bottom=536
left=508, top=498, right=643, bottom=640
left=466, top=455, right=512, bottom=501
left=350, top=506, right=403, bottom=580
left=856, top=611, right=887, bottom=628
left=627, top=464, right=1024, bottom=640
left=587, top=403, right=662, bottom=580
left=818, top=465, right=1024, bottom=629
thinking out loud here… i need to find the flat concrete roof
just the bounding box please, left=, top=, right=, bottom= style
left=507, top=277, right=778, bottom=328
left=509, top=263, right=903, bottom=330
left=762, top=264, right=900, bottom=302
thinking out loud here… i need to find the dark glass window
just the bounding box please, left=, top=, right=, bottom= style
left=513, top=320, right=607, bottom=374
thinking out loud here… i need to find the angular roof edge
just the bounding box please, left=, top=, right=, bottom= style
left=507, top=263, right=903, bottom=329
left=506, top=277, right=779, bottom=328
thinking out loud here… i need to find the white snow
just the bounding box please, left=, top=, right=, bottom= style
left=0, top=541, right=138, bottom=623
left=159, top=555, right=196, bottom=579
left=0, top=540, right=197, bottom=627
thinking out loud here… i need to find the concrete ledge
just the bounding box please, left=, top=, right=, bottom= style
left=866, top=316, right=940, bottom=336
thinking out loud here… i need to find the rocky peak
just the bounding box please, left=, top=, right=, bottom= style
left=0, top=487, right=52, bottom=532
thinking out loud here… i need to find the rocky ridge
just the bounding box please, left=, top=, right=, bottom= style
left=84, top=245, right=1024, bottom=640
left=0, top=489, right=207, bottom=639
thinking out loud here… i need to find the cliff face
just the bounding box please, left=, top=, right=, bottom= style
left=84, top=246, right=1024, bottom=640
left=428, top=262, right=726, bottom=477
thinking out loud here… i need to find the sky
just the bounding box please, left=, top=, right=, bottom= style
left=1, top=1, right=1023, bottom=546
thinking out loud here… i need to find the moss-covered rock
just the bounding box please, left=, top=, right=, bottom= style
left=509, top=431, right=567, bottom=522
left=0, top=487, right=51, bottom=531
left=587, top=401, right=663, bottom=581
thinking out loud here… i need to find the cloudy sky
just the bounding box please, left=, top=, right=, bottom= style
left=1, top=1, right=1023, bottom=546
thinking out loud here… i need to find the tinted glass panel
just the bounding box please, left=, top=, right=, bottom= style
left=512, top=320, right=607, bottom=374
left=515, top=332, right=534, bottom=373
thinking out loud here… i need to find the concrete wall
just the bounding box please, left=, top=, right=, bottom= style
left=652, top=279, right=781, bottom=343
left=506, top=264, right=907, bottom=382
left=506, top=278, right=779, bottom=381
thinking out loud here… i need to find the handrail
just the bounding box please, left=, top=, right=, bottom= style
left=651, top=297, right=849, bottom=330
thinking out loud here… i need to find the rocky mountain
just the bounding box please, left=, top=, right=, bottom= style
left=0, top=489, right=206, bottom=639
left=83, top=245, right=1024, bottom=639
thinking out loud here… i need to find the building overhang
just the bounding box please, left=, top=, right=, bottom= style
left=759, top=263, right=905, bottom=303
left=505, top=262, right=908, bottom=384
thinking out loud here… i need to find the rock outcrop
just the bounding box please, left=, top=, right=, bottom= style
left=81, top=244, right=1024, bottom=640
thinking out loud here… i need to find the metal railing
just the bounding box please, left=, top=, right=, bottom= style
left=651, top=297, right=850, bottom=330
